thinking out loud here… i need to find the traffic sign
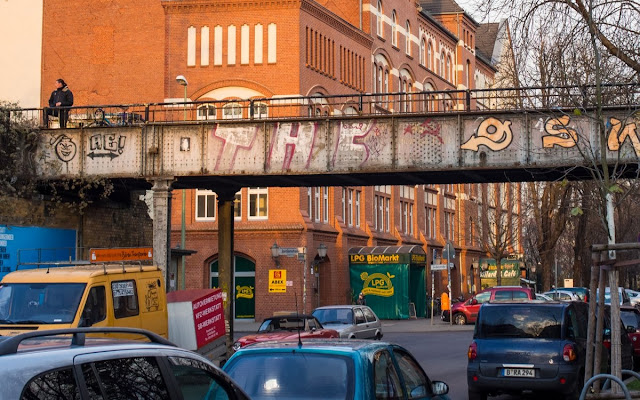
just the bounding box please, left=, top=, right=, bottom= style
left=431, top=263, right=448, bottom=271
left=279, top=247, right=299, bottom=257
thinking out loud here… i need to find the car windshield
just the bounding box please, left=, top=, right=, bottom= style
left=0, top=282, right=86, bottom=324
left=312, top=308, right=353, bottom=325
left=477, top=305, right=563, bottom=339
left=225, top=352, right=354, bottom=400
left=258, top=317, right=308, bottom=332
left=621, top=311, right=640, bottom=329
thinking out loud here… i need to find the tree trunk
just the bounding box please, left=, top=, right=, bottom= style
left=496, top=259, right=502, bottom=286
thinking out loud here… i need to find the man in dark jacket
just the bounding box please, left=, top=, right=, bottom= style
left=45, top=79, right=74, bottom=128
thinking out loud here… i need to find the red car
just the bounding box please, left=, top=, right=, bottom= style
left=232, top=314, right=339, bottom=351
left=620, top=305, right=640, bottom=370
left=443, top=286, right=536, bottom=325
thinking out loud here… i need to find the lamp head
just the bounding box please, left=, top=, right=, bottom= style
left=317, top=243, right=328, bottom=259
left=270, top=242, right=280, bottom=259
left=175, top=75, right=188, bottom=86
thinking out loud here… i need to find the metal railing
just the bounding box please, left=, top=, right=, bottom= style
left=4, top=83, right=639, bottom=129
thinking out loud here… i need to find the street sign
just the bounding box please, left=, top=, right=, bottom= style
left=279, top=247, right=299, bottom=257
left=431, top=263, right=454, bottom=271
left=442, top=241, right=455, bottom=260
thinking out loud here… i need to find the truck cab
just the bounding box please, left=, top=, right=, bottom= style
left=0, top=264, right=168, bottom=338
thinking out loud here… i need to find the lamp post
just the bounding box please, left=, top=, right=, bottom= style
left=270, top=242, right=280, bottom=264
left=531, top=262, right=538, bottom=292
left=312, top=244, right=328, bottom=308
left=175, top=75, right=188, bottom=121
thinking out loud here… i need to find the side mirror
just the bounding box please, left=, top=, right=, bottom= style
left=627, top=325, right=636, bottom=334
left=431, top=381, right=449, bottom=396
left=471, top=299, right=478, bottom=305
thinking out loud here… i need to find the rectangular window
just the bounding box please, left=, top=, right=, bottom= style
left=374, top=195, right=379, bottom=230
left=234, top=191, right=242, bottom=219
left=355, top=190, right=361, bottom=228
left=227, top=25, right=236, bottom=65
left=254, top=24, right=263, bottom=64
left=308, top=187, right=312, bottom=216
left=323, top=187, right=329, bottom=223
left=314, top=187, right=321, bottom=222
left=342, top=188, right=346, bottom=223
left=241, top=24, right=249, bottom=65
left=214, top=25, right=223, bottom=66
left=201, top=26, right=209, bottom=66
left=248, top=187, right=267, bottom=219
left=267, top=23, right=277, bottom=63
left=187, top=26, right=196, bottom=66
left=111, top=280, right=139, bottom=319
left=348, top=189, right=354, bottom=226
left=195, top=189, right=216, bottom=221
left=385, top=198, right=390, bottom=232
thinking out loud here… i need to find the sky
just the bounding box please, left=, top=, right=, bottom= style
left=0, top=0, right=43, bottom=108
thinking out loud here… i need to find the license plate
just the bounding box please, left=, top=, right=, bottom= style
left=502, top=368, right=535, bottom=377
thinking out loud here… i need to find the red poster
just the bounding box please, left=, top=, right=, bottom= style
left=191, top=289, right=225, bottom=348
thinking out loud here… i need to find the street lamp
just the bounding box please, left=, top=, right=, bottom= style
left=175, top=75, right=188, bottom=120
left=270, top=242, right=280, bottom=261
left=312, top=244, right=328, bottom=308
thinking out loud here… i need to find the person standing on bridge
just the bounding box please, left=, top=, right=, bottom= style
left=45, top=79, right=74, bottom=128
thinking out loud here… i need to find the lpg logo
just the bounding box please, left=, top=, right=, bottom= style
left=360, top=271, right=395, bottom=297
left=350, top=254, right=366, bottom=263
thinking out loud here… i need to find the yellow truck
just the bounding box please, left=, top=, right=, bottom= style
left=0, top=264, right=227, bottom=363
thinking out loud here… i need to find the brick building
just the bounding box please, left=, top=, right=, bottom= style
left=41, top=0, right=521, bottom=320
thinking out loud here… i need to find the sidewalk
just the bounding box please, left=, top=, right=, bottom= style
left=233, top=317, right=474, bottom=333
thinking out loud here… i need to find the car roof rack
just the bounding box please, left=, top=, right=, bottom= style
left=0, top=327, right=176, bottom=356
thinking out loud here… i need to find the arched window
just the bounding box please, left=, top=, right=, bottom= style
left=222, top=103, right=242, bottom=119
left=197, top=104, right=216, bottom=120
left=427, top=41, right=432, bottom=69
left=384, top=69, right=389, bottom=105
left=446, top=55, right=451, bottom=81
left=377, top=0, right=383, bottom=37
left=467, top=59, right=472, bottom=88
left=405, top=21, right=411, bottom=55
left=378, top=65, right=383, bottom=103
left=391, top=11, right=397, bottom=46
left=440, top=51, right=445, bottom=77
left=420, top=39, right=426, bottom=66
left=423, top=83, right=434, bottom=111
left=252, top=102, right=268, bottom=119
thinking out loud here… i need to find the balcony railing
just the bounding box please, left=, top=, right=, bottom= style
left=4, top=83, right=639, bottom=129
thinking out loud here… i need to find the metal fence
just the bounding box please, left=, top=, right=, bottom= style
left=5, top=83, right=639, bottom=129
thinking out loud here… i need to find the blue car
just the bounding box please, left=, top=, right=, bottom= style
left=223, top=339, right=450, bottom=400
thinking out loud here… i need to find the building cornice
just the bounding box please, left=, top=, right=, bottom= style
left=162, top=0, right=302, bottom=12
left=300, top=0, right=373, bottom=48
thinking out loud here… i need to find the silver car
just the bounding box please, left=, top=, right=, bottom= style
left=312, top=305, right=383, bottom=340
left=0, top=327, right=250, bottom=400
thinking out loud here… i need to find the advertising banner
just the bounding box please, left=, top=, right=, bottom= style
left=269, top=269, right=286, bottom=293
left=192, top=289, right=225, bottom=348
left=90, top=247, right=153, bottom=262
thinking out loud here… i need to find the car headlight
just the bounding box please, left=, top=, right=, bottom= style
left=232, top=342, right=242, bottom=351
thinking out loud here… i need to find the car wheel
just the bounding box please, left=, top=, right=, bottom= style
left=375, top=332, right=383, bottom=340
left=454, top=313, right=467, bottom=325
left=468, top=389, right=487, bottom=400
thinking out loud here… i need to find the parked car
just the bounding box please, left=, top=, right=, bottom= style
left=231, top=314, right=339, bottom=351
left=601, top=305, right=635, bottom=372
left=467, top=301, right=590, bottom=400
left=625, top=289, right=640, bottom=307
left=0, top=327, right=250, bottom=400
left=443, top=286, right=536, bottom=325
left=596, top=287, right=631, bottom=305
left=223, top=339, right=451, bottom=400
left=542, top=289, right=582, bottom=302
left=535, top=293, right=554, bottom=301
left=619, top=305, right=640, bottom=370
left=561, top=287, right=590, bottom=302
left=312, top=304, right=383, bottom=340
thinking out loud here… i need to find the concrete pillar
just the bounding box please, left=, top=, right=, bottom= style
left=151, top=178, right=173, bottom=285
left=216, top=188, right=238, bottom=358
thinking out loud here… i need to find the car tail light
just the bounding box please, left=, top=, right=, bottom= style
left=563, top=344, right=577, bottom=362
left=603, top=339, right=611, bottom=350
left=468, top=341, right=477, bottom=360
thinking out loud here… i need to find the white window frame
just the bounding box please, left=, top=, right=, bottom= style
left=323, top=187, right=329, bottom=223
left=197, top=104, right=216, bottom=121
left=377, top=0, right=383, bottom=37
left=405, top=21, right=411, bottom=55
left=355, top=190, right=361, bottom=228
left=248, top=187, right=268, bottom=220
left=348, top=189, right=354, bottom=227
left=234, top=191, right=242, bottom=220
left=222, top=103, right=242, bottom=120
left=314, top=187, right=321, bottom=222
left=391, top=11, right=397, bottom=47
left=195, top=189, right=216, bottom=221
left=308, top=187, right=312, bottom=216
left=385, top=198, right=390, bottom=232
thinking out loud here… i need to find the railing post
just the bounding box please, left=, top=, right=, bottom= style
left=144, top=104, right=149, bottom=123
left=466, top=89, right=471, bottom=111
left=249, top=99, right=254, bottom=120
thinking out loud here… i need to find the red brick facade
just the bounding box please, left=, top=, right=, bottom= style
left=41, top=0, right=521, bottom=320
